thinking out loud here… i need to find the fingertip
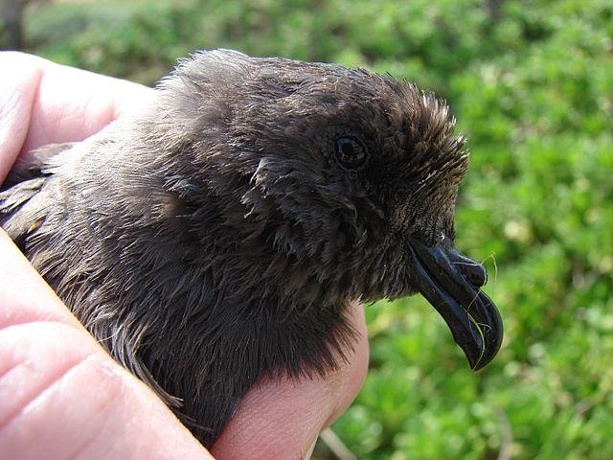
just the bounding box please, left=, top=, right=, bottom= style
left=0, top=52, right=44, bottom=182
left=0, top=51, right=155, bottom=167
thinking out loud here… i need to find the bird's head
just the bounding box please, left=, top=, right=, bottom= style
left=152, top=50, right=503, bottom=370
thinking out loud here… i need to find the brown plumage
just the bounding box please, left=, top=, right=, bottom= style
left=0, top=49, right=502, bottom=446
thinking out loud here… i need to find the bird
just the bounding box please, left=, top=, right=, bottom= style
left=0, top=49, right=503, bottom=447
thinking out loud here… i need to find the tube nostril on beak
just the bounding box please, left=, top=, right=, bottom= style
left=455, top=257, right=487, bottom=287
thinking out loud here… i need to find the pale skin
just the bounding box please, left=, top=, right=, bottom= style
left=0, top=52, right=369, bottom=460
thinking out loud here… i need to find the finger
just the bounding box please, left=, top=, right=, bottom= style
left=211, top=300, right=369, bottom=459
left=0, top=52, right=153, bottom=181
left=0, top=231, right=211, bottom=460
left=0, top=229, right=82, bottom=329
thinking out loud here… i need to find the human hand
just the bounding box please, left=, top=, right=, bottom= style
left=0, top=52, right=369, bottom=459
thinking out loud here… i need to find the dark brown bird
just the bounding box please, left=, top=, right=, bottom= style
left=0, top=49, right=502, bottom=446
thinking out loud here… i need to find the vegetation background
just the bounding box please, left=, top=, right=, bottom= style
left=2, top=0, right=612, bottom=458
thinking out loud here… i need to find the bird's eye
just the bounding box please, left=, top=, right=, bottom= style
left=334, top=136, right=369, bottom=171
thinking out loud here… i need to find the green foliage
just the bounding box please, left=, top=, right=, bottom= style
left=25, top=0, right=613, bottom=458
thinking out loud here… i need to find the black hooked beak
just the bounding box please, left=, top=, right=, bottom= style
left=408, top=235, right=503, bottom=370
